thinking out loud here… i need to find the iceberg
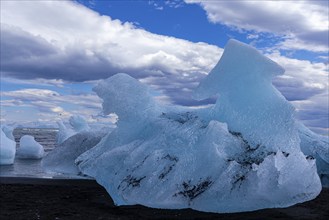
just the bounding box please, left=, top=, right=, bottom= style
left=42, top=129, right=108, bottom=174
left=193, top=40, right=298, bottom=153
left=56, top=115, right=90, bottom=144
left=69, top=115, right=90, bottom=132
left=17, top=135, right=44, bottom=159
left=0, top=126, right=16, bottom=165
left=75, top=39, right=324, bottom=213
left=56, top=120, right=76, bottom=145
left=1, top=125, right=15, bottom=141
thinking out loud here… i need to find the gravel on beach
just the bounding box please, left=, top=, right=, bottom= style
left=1, top=183, right=328, bottom=220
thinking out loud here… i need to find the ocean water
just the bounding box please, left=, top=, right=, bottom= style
left=1, top=128, right=92, bottom=179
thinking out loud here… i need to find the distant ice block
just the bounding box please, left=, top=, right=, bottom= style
left=76, top=40, right=322, bottom=213
left=56, top=115, right=90, bottom=145
left=17, top=135, right=44, bottom=159
left=0, top=127, right=16, bottom=165
left=56, top=120, right=76, bottom=145
left=69, top=115, right=90, bottom=132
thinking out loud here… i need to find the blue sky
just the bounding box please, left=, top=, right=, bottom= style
left=0, top=0, right=328, bottom=134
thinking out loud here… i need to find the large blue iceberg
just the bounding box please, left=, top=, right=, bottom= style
left=48, top=39, right=327, bottom=213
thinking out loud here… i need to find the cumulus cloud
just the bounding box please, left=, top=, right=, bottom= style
left=1, top=89, right=102, bottom=120
left=269, top=52, right=328, bottom=101
left=0, top=0, right=327, bottom=133
left=1, top=0, right=221, bottom=105
left=185, top=0, right=329, bottom=52
left=292, top=92, right=329, bottom=134
left=0, top=88, right=118, bottom=127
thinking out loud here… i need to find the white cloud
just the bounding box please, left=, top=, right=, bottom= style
left=269, top=52, right=328, bottom=100
left=148, top=0, right=185, bottom=10
left=247, top=34, right=259, bottom=40
left=2, top=89, right=60, bottom=99
left=0, top=0, right=327, bottom=133
left=1, top=88, right=103, bottom=123
left=1, top=77, right=66, bottom=88
left=1, top=0, right=221, bottom=106
left=292, top=92, right=329, bottom=134
left=1, top=1, right=221, bottom=78
left=185, top=0, right=329, bottom=52
left=267, top=52, right=328, bottom=134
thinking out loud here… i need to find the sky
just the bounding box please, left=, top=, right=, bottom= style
left=0, top=0, right=328, bottom=134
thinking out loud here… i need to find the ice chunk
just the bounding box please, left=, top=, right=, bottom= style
left=56, top=115, right=90, bottom=145
left=194, top=39, right=298, bottom=153
left=17, top=135, right=44, bottom=159
left=69, top=115, right=90, bottom=132
left=298, top=122, right=329, bottom=186
left=1, top=125, right=15, bottom=141
left=76, top=40, right=322, bottom=213
left=93, top=73, right=160, bottom=126
left=0, top=127, right=16, bottom=165
left=56, top=120, right=75, bottom=145
left=77, top=112, right=321, bottom=213
left=42, top=129, right=107, bottom=174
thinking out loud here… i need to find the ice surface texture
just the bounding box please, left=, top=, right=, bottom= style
left=16, top=135, right=44, bottom=159
left=76, top=40, right=324, bottom=213
left=0, top=126, right=16, bottom=165
left=69, top=115, right=90, bottom=132
left=42, top=130, right=107, bottom=174
left=193, top=40, right=297, bottom=153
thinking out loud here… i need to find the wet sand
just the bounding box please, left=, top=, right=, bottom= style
left=0, top=180, right=328, bottom=220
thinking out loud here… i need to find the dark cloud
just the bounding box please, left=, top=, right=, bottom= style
left=0, top=7, right=221, bottom=106
left=1, top=25, right=121, bottom=81
left=273, top=78, right=325, bottom=101
left=1, top=25, right=57, bottom=59
left=297, top=30, right=329, bottom=48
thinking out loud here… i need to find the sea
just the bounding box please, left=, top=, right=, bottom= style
left=13, top=127, right=58, bottom=152
left=1, top=128, right=91, bottom=179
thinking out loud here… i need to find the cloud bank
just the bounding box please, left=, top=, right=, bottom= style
left=1, top=0, right=221, bottom=106
left=185, top=0, right=329, bottom=52
left=1, top=1, right=328, bottom=133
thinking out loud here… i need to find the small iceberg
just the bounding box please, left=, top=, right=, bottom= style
left=17, top=135, right=44, bottom=159
left=0, top=126, right=16, bottom=165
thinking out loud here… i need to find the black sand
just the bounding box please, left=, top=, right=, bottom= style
left=0, top=179, right=328, bottom=220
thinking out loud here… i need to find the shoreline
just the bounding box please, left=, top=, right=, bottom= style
left=0, top=176, right=97, bottom=187
left=1, top=179, right=328, bottom=220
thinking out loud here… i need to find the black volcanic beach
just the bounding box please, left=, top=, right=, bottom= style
left=1, top=180, right=328, bottom=220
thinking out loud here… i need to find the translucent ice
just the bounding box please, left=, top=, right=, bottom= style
left=0, top=127, right=16, bottom=165
left=76, top=40, right=322, bottom=213
left=1, top=125, right=15, bottom=141
left=17, top=135, right=44, bottom=159
left=69, top=115, right=90, bottom=132
left=42, top=129, right=107, bottom=174
left=56, top=115, right=90, bottom=144
left=56, top=120, right=76, bottom=145
left=193, top=39, right=298, bottom=153
left=298, top=122, right=329, bottom=186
